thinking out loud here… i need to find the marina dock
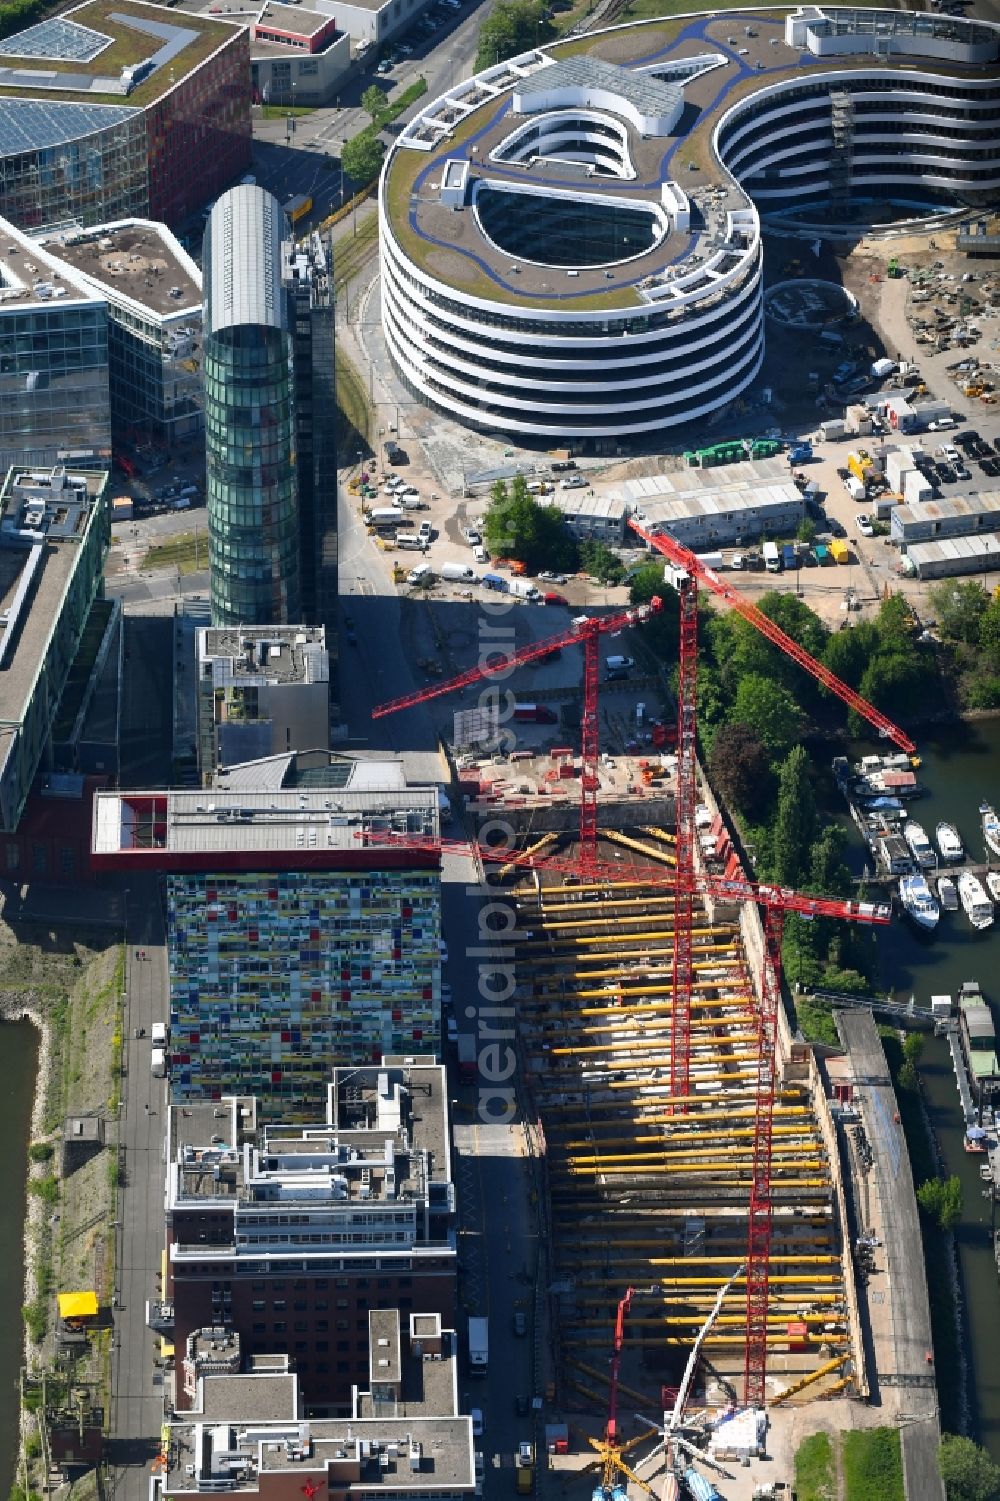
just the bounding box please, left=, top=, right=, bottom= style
left=943, top=1021, right=978, bottom=1128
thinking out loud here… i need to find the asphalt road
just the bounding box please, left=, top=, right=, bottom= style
left=108, top=889, right=172, bottom=1501
left=247, top=0, right=493, bottom=225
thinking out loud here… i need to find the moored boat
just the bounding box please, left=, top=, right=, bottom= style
left=987, top=872, right=1000, bottom=905
left=958, top=871, right=994, bottom=931
left=899, top=873, right=940, bottom=931
left=904, top=821, right=936, bottom=869
left=982, top=802, right=1000, bottom=860
left=937, top=876, right=959, bottom=912
left=936, top=822, right=965, bottom=863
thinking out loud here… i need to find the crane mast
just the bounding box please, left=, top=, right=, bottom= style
left=372, top=519, right=911, bottom=1408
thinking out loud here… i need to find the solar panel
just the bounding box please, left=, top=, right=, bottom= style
left=0, top=18, right=113, bottom=64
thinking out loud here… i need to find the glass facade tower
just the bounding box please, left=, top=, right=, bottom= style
left=204, top=186, right=300, bottom=626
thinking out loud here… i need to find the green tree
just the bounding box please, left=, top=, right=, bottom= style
left=580, top=540, right=625, bottom=585
left=731, top=673, right=804, bottom=760
left=931, top=579, right=989, bottom=645
left=771, top=745, right=817, bottom=886
left=707, top=722, right=774, bottom=818
left=808, top=824, right=852, bottom=896
left=874, top=592, right=917, bottom=655
left=979, top=597, right=1000, bottom=665
left=822, top=620, right=878, bottom=691
left=341, top=130, right=385, bottom=186
left=361, top=83, right=387, bottom=121
left=474, top=0, right=554, bottom=70
left=938, top=1433, right=1000, bottom=1501
left=482, top=480, right=576, bottom=573
left=858, top=650, right=925, bottom=720
left=796, top=517, right=817, bottom=545
left=917, top=1175, right=963, bottom=1231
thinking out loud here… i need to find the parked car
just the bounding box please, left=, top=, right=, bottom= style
left=473, top=544, right=489, bottom=564
left=515, top=1394, right=530, bottom=1417
left=471, top=1409, right=484, bottom=1438
left=513, top=1310, right=527, bottom=1336
left=927, top=417, right=956, bottom=431
left=855, top=514, right=875, bottom=537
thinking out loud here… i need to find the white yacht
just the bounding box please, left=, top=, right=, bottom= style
left=987, top=872, right=1000, bottom=905
left=903, top=821, right=936, bottom=869
left=982, top=803, right=1000, bottom=861
left=937, top=876, right=959, bottom=912
left=958, top=871, right=994, bottom=931
left=899, top=873, right=940, bottom=931
left=936, top=822, right=965, bottom=863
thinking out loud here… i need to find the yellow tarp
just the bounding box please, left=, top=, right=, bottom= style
left=58, top=1290, right=98, bottom=1320
left=160, top=1339, right=175, bottom=1359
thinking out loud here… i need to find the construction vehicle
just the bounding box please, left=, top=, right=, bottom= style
left=887, top=256, right=901, bottom=278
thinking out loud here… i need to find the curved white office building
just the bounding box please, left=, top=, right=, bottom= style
left=379, top=7, right=1000, bottom=441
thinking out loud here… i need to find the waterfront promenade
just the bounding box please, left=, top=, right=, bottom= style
left=837, top=1010, right=945, bottom=1501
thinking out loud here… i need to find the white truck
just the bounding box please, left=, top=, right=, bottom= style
left=151, top=1021, right=168, bottom=1046
left=762, top=541, right=781, bottom=573
left=151, top=1047, right=166, bottom=1078
left=468, top=1315, right=489, bottom=1376
left=508, top=578, right=541, bottom=601
left=369, top=506, right=405, bottom=528
left=441, top=562, right=476, bottom=582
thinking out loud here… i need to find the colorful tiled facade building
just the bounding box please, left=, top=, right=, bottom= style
left=91, top=772, right=441, bottom=1112
left=166, top=864, right=440, bottom=1108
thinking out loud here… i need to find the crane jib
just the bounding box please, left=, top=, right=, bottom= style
left=626, top=518, right=916, bottom=755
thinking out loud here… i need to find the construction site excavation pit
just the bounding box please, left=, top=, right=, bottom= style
left=507, top=828, right=859, bottom=1435
left=764, top=278, right=859, bottom=331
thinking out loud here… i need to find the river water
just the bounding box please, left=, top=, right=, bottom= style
left=826, top=715, right=1000, bottom=1456
left=0, top=1020, right=40, bottom=1495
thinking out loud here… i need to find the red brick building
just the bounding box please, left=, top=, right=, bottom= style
left=164, top=1062, right=457, bottom=1415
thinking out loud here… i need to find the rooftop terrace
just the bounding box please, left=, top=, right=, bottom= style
left=45, top=219, right=202, bottom=317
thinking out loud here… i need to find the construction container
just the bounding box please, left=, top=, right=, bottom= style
left=820, top=419, right=846, bottom=441
left=845, top=404, right=873, bottom=437
left=903, top=470, right=933, bottom=505
left=830, top=538, right=850, bottom=564
left=886, top=451, right=915, bottom=493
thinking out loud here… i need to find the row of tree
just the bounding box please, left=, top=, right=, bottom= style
left=929, top=579, right=1000, bottom=711
left=474, top=0, right=555, bottom=70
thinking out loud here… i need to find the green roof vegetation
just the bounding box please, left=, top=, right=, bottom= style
left=0, top=0, right=242, bottom=107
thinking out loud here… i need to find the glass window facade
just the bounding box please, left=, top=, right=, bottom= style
left=0, top=110, right=148, bottom=232
left=0, top=302, right=111, bottom=472
left=476, top=186, right=659, bottom=267
left=205, top=318, right=300, bottom=625
left=107, top=305, right=203, bottom=446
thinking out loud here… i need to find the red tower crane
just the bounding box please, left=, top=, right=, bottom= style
left=627, top=519, right=915, bottom=752
left=362, top=821, right=888, bottom=1409
left=627, top=517, right=911, bottom=1409
left=371, top=596, right=665, bottom=877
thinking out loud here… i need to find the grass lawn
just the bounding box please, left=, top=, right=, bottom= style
left=261, top=103, right=316, bottom=119
left=336, top=347, right=373, bottom=445
left=843, top=1429, right=904, bottom=1501
left=794, top=1433, right=836, bottom=1501
left=141, top=531, right=208, bottom=575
